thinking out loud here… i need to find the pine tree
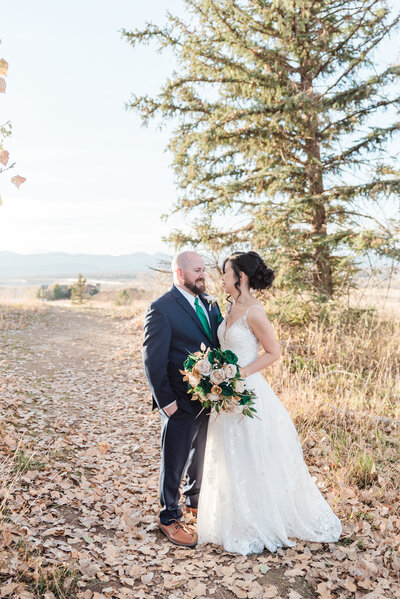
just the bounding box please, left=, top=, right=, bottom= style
left=71, top=274, right=87, bottom=304
left=123, top=0, right=400, bottom=302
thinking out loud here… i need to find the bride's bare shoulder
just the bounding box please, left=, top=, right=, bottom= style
left=247, top=299, right=265, bottom=313
left=247, top=302, right=270, bottom=325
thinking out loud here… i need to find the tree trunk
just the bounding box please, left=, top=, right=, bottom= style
left=302, top=72, right=333, bottom=298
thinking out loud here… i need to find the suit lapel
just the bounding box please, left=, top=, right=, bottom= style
left=171, top=286, right=212, bottom=343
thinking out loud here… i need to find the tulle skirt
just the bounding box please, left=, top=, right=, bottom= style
left=197, top=372, right=342, bottom=555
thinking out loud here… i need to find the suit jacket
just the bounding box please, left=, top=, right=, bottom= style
left=142, top=285, right=222, bottom=414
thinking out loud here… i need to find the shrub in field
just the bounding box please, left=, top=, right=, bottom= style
left=116, top=289, right=132, bottom=306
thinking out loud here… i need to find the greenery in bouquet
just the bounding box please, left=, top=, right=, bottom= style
left=180, top=343, right=257, bottom=418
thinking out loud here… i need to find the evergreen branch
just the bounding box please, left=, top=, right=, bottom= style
left=327, top=177, right=400, bottom=199
left=328, top=208, right=395, bottom=233
left=322, top=66, right=400, bottom=112
left=325, top=122, right=400, bottom=166
left=315, top=0, right=389, bottom=78
left=322, top=11, right=400, bottom=95
left=210, top=0, right=298, bottom=74
left=320, top=93, right=400, bottom=137
left=121, top=23, right=182, bottom=50
left=234, top=1, right=281, bottom=39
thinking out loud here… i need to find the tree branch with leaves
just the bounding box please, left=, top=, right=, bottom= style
left=0, top=53, right=26, bottom=205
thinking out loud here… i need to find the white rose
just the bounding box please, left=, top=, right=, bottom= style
left=207, top=393, right=221, bottom=402
left=210, top=369, right=225, bottom=385
left=235, top=379, right=245, bottom=393
left=188, top=373, right=201, bottom=387
left=223, top=363, right=237, bottom=379
left=196, top=359, right=212, bottom=376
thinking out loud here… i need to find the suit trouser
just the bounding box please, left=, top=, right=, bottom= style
left=159, top=407, right=208, bottom=525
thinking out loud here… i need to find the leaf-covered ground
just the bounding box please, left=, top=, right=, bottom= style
left=0, top=304, right=399, bottom=599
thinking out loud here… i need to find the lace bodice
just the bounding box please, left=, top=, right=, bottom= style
left=218, top=305, right=264, bottom=367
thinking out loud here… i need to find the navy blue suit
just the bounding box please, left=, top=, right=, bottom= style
left=142, top=285, right=221, bottom=524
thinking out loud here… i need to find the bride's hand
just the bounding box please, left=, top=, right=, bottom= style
left=239, top=367, right=248, bottom=378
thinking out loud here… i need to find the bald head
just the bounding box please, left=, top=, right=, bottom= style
left=172, top=251, right=206, bottom=296
left=172, top=251, right=202, bottom=272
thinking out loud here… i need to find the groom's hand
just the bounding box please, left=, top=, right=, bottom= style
left=163, top=401, right=178, bottom=417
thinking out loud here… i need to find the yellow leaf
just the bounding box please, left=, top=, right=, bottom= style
left=0, top=78, right=6, bottom=93
left=0, top=59, right=8, bottom=77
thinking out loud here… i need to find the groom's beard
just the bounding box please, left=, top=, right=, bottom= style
left=184, top=277, right=206, bottom=296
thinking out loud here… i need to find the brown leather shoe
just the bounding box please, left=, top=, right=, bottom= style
left=159, top=520, right=197, bottom=548
left=185, top=506, right=198, bottom=516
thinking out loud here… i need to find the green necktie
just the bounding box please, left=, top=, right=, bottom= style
left=194, top=297, right=212, bottom=340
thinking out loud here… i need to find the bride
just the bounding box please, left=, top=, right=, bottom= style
left=197, top=251, right=342, bottom=555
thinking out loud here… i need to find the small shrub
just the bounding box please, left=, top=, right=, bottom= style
left=348, top=451, right=379, bottom=489
left=71, top=274, right=87, bottom=304
left=116, top=289, right=132, bottom=306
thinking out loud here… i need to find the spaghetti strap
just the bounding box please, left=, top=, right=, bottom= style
left=245, top=305, right=265, bottom=317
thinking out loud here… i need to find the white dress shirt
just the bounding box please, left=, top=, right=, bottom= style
left=175, top=285, right=211, bottom=326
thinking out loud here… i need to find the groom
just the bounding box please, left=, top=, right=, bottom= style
left=142, top=251, right=221, bottom=547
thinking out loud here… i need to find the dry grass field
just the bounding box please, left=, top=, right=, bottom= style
left=0, top=275, right=399, bottom=598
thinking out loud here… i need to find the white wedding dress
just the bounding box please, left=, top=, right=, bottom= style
left=197, top=305, right=342, bottom=555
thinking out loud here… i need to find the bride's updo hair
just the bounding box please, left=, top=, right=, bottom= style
left=223, top=251, right=274, bottom=297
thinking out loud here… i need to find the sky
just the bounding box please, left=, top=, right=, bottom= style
left=1, top=0, right=399, bottom=256
left=1, top=0, right=186, bottom=255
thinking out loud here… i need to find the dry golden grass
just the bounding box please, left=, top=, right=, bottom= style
left=268, top=310, right=399, bottom=500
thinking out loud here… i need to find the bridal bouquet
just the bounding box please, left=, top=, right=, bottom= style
left=181, top=343, right=257, bottom=418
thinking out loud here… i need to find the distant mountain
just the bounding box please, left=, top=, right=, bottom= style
left=0, top=251, right=171, bottom=277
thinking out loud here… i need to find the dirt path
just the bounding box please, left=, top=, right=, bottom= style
left=1, top=304, right=398, bottom=599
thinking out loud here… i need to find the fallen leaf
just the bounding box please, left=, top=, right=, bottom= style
left=285, top=568, right=305, bottom=577
left=2, top=435, right=16, bottom=450
left=141, top=573, right=154, bottom=585
left=98, top=441, right=110, bottom=453
left=261, top=586, right=278, bottom=598
left=316, top=582, right=332, bottom=599
left=0, top=582, right=19, bottom=597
